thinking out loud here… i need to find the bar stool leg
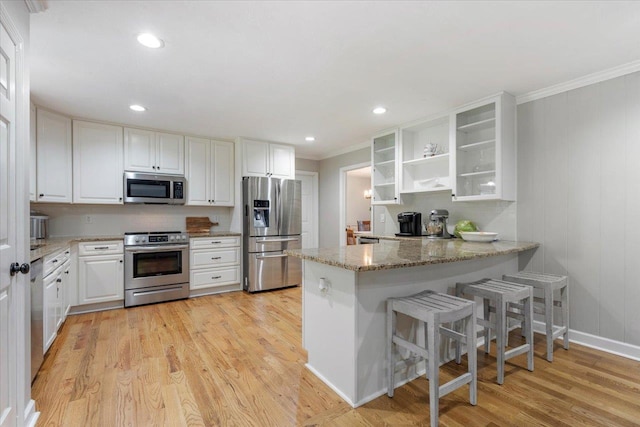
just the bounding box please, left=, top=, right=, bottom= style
left=387, top=304, right=396, bottom=397
left=544, top=287, right=554, bottom=362
left=483, top=298, right=491, bottom=354
left=562, top=285, right=570, bottom=350
left=427, top=320, right=439, bottom=427
left=466, top=315, right=478, bottom=405
left=525, top=291, right=534, bottom=371
left=496, top=298, right=506, bottom=384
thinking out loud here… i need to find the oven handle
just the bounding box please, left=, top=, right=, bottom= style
left=256, top=237, right=299, bottom=243
left=125, top=244, right=189, bottom=253
left=256, top=253, right=289, bottom=259
left=132, top=286, right=185, bottom=297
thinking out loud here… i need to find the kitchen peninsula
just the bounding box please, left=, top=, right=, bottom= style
left=287, top=238, right=538, bottom=407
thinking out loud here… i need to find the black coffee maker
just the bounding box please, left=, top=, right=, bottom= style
left=396, top=212, right=422, bottom=236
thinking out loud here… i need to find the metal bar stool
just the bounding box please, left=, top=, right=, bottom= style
left=503, top=271, right=569, bottom=362
left=387, top=290, right=477, bottom=427
left=455, top=279, right=534, bottom=384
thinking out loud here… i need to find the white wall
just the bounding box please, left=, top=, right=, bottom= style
left=346, top=175, right=371, bottom=229
left=517, top=71, right=640, bottom=346
left=31, top=203, right=232, bottom=237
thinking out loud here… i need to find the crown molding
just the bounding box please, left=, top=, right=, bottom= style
left=319, top=140, right=370, bottom=160
left=516, top=59, right=640, bottom=105
left=25, top=0, right=48, bottom=13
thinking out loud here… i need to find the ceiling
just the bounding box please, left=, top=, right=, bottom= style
left=30, top=1, right=640, bottom=160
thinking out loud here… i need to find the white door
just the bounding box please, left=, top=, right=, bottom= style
left=156, top=132, right=184, bottom=174
left=296, top=171, right=318, bottom=249
left=212, top=140, right=234, bottom=206
left=124, top=127, right=156, bottom=172
left=73, top=121, right=124, bottom=204
left=0, top=17, right=19, bottom=427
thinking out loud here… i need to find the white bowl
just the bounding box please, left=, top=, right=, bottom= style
left=459, top=231, right=498, bottom=242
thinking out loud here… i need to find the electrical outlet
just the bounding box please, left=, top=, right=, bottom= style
left=85, top=215, right=92, bottom=224
left=380, top=214, right=385, bottom=223
left=211, top=215, right=219, bottom=223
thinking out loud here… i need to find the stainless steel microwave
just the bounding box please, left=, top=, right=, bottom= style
left=123, top=172, right=186, bottom=204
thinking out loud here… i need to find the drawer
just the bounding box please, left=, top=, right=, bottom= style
left=190, top=236, right=240, bottom=249
left=44, top=246, right=71, bottom=277
left=190, top=266, right=240, bottom=290
left=191, top=248, right=240, bottom=268
left=78, top=240, right=123, bottom=256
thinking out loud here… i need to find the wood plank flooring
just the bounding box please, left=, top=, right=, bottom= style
left=32, top=287, right=640, bottom=426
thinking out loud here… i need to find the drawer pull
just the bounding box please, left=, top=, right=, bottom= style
left=52, top=260, right=58, bottom=263
left=93, top=246, right=110, bottom=250
left=211, top=241, right=222, bottom=244
left=211, top=256, right=222, bottom=260
left=211, top=275, right=222, bottom=280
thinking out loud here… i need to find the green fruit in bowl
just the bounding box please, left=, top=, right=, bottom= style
left=454, top=220, right=478, bottom=238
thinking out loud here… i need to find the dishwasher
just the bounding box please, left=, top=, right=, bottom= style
left=30, top=258, right=43, bottom=382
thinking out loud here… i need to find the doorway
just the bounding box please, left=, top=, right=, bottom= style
left=339, top=163, right=372, bottom=246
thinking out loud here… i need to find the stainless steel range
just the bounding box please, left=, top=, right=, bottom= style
left=124, top=231, right=190, bottom=307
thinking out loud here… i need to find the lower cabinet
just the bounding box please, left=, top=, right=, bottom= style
left=78, top=241, right=124, bottom=305
left=43, top=246, right=71, bottom=353
left=190, top=236, right=241, bottom=292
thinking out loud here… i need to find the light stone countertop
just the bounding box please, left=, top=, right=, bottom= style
left=286, top=238, right=539, bottom=272
left=188, top=231, right=242, bottom=238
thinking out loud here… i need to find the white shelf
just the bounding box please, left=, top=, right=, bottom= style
left=375, top=159, right=395, bottom=166
left=457, top=117, right=495, bottom=133
left=401, top=186, right=451, bottom=194
left=458, top=139, right=495, bottom=151
left=402, top=153, right=449, bottom=166
left=374, top=146, right=395, bottom=153
left=458, top=170, right=496, bottom=178
left=374, top=182, right=395, bottom=187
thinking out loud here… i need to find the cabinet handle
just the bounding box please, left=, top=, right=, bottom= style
left=119, top=260, right=123, bottom=263
left=152, top=166, right=156, bottom=169
left=119, top=197, right=123, bottom=202
left=211, top=256, right=222, bottom=260
left=52, top=260, right=58, bottom=263
left=39, top=194, right=44, bottom=197
left=65, top=270, right=69, bottom=274
left=56, top=278, right=62, bottom=283
left=157, top=166, right=160, bottom=170
left=65, top=251, right=70, bottom=255
left=94, top=246, right=109, bottom=250
left=211, top=241, right=222, bottom=244
left=211, top=276, right=222, bottom=280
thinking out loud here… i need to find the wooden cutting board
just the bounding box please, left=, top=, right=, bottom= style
left=186, top=217, right=219, bottom=234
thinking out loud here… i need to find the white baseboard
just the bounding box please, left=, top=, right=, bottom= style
left=305, top=363, right=356, bottom=407
left=23, top=399, right=39, bottom=427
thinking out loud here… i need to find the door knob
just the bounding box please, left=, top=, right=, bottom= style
left=10, top=262, right=30, bottom=276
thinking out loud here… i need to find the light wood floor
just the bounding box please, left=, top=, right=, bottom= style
left=33, top=287, right=640, bottom=426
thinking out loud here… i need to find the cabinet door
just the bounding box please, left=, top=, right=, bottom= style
left=156, top=132, right=184, bottom=174
left=211, top=140, right=234, bottom=206
left=78, top=255, right=124, bottom=304
left=43, top=272, right=59, bottom=352
left=185, top=136, right=210, bottom=206
left=371, top=130, right=401, bottom=205
left=36, top=109, right=72, bottom=203
left=124, top=127, right=156, bottom=172
left=242, top=140, right=269, bottom=177
left=269, top=143, right=295, bottom=179
left=30, top=103, right=36, bottom=201
left=73, top=121, right=124, bottom=204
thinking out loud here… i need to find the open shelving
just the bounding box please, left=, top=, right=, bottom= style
left=371, top=130, right=401, bottom=204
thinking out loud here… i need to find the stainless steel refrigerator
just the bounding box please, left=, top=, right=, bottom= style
left=242, top=176, right=302, bottom=292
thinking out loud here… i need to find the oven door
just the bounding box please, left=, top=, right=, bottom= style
left=124, top=244, right=189, bottom=290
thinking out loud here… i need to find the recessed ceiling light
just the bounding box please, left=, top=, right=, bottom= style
left=129, top=104, right=146, bottom=112
left=137, top=33, right=164, bottom=49
left=373, top=107, right=387, bottom=115
left=305, top=136, right=315, bottom=142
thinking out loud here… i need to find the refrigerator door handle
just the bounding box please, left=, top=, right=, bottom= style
left=256, top=253, right=289, bottom=260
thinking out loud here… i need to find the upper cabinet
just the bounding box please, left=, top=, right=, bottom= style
left=30, top=103, right=36, bottom=202
left=241, top=139, right=295, bottom=179
left=400, top=115, right=450, bottom=194
left=451, top=92, right=516, bottom=201
left=73, top=121, right=124, bottom=204
left=124, top=128, right=184, bottom=175
left=371, top=130, right=401, bottom=205
left=36, top=108, right=72, bottom=203
left=185, top=137, right=234, bottom=206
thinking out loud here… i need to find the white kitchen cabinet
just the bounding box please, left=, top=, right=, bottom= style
left=30, top=103, right=37, bottom=201
left=36, top=108, right=72, bottom=203
left=189, top=236, right=241, bottom=293
left=78, top=241, right=124, bottom=305
left=371, top=130, right=401, bottom=205
left=241, top=139, right=295, bottom=179
left=185, top=137, right=234, bottom=206
left=73, top=120, right=124, bottom=204
left=42, top=246, right=71, bottom=353
left=451, top=92, right=516, bottom=201
left=124, top=127, right=184, bottom=174
left=400, top=115, right=451, bottom=194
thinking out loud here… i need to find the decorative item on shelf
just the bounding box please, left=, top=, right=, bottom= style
left=363, top=189, right=372, bottom=199
left=423, top=143, right=438, bottom=157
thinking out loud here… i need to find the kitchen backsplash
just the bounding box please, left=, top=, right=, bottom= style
left=373, top=192, right=517, bottom=240
left=30, top=203, right=233, bottom=237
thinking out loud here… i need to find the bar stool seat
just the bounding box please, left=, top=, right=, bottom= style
left=502, top=271, right=569, bottom=361
left=455, top=279, right=534, bottom=384
left=387, top=290, right=477, bottom=427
